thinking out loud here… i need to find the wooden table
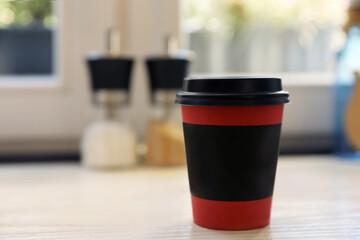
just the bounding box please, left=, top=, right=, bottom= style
left=0, top=155, right=359, bottom=239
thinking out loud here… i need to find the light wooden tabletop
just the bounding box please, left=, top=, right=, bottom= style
left=0, top=155, right=359, bottom=239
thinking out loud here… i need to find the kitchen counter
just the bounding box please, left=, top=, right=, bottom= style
left=0, top=155, right=359, bottom=239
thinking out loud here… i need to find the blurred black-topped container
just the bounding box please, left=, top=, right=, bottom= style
left=82, top=28, right=137, bottom=170
left=88, top=56, right=133, bottom=91
left=146, top=36, right=194, bottom=103
left=87, top=28, right=134, bottom=108
left=146, top=58, right=189, bottom=93
left=145, top=35, right=194, bottom=166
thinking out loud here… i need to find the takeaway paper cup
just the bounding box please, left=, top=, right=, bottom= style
left=175, top=76, right=290, bottom=230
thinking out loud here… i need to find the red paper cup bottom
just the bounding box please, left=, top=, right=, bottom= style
left=191, top=195, right=272, bottom=230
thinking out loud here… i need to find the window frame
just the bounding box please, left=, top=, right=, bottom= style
left=0, top=0, right=122, bottom=154
left=0, top=0, right=63, bottom=94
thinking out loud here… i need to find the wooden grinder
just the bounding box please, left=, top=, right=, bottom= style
left=145, top=35, right=191, bottom=166
left=345, top=71, right=360, bottom=150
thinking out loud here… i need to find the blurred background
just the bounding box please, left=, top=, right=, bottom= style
left=0, top=0, right=354, bottom=161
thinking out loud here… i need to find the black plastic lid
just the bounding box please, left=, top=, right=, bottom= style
left=175, top=76, right=290, bottom=106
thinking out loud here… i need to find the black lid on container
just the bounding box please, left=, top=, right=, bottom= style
left=146, top=57, right=189, bottom=90
left=175, top=76, right=290, bottom=106
left=87, top=56, right=133, bottom=91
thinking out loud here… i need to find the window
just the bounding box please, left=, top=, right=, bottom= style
left=183, top=0, right=348, bottom=74
left=0, top=0, right=56, bottom=75
left=182, top=0, right=345, bottom=152
left=0, top=0, right=121, bottom=155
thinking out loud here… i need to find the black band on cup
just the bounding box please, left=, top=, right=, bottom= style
left=183, top=123, right=281, bottom=201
